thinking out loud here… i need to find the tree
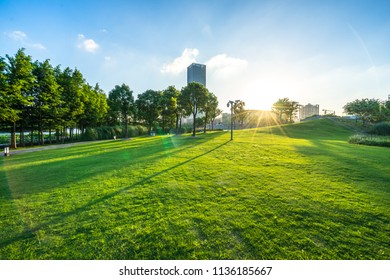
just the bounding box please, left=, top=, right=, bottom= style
left=343, top=98, right=383, bottom=125
left=203, top=92, right=219, bottom=132
left=55, top=67, right=85, bottom=142
left=210, top=108, right=222, bottom=130
left=272, top=98, right=299, bottom=123
left=108, top=84, right=134, bottom=138
left=0, top=56, right=9, bottom=123
left=136, top=90, right=162, bottom=134
left=180, top=82, right=209, bottom=136
left=233, top=100, right=246, bottom=129
left=384, top=100, right=390, bottom=121
left=31, top=59, right=62, bottom=145
left=78, top=83, right=108, bottom=133
left=161, top=86, right=180, bottom=133
left=5, top=49, right=35, bottom=148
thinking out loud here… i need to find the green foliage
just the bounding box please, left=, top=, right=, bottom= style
left=136, top=89, right=162, bottom=134
left=1, top=119, right=389, bottom=259
left=343, top=98, right=387, bottom=125
left=349, top=134, right=390, bottom=147
left=367, top=122, right=390, bottom=136
left=203, top=92, right=220, bottom=132
left=1, top=49, right=222, bottom=148
left=272, top=97, right=299, bottom=123
left=161, top=86, right=180, bottom=133
left=180, top=82, right=209, bottom=136
left=81, top=127, right=99, bottom=141
left=107, top=84, right=135, bottom=138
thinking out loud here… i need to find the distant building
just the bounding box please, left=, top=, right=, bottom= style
left=299, top=103, right=319, bottom=120
left=187, top=63, right=206, bottom=86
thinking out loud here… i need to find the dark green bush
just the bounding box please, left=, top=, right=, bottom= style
left=81, top=128, right=98, bottom=141
left=368, top=122, right=390, bottom=136
left=349, top=134, right=390, bottom=147
left=80, top=125, right=148, bottom=140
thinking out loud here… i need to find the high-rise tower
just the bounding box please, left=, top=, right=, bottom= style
left=187, top=63, right=206, bottom=86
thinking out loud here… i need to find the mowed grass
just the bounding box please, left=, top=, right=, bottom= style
left=0, top=119, right=389, bottom=259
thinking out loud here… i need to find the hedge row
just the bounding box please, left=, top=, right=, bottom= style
left=349, top=134, right=390, bottom=148
left=81, top=125, right=149, bottom=141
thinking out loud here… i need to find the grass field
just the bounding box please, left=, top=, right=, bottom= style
left=0, top=119, right=389, bottom=259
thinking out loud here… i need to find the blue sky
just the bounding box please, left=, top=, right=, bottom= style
left=1, top=0, right=390, bottom=114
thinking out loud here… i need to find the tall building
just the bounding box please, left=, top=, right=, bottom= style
left=187, top=63, right=206, bottom=86
left=299, top=103, right=319, bottom=120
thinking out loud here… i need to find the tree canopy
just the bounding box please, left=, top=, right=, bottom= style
left=180, top=82, right=209, bottom=136
left=343, top=98, right=389, bottom=125
left=1, top=49, right=222, bottom=147
left=272, top=97, right=299, bottom=123
left=108, top=84, right=134, bottom=138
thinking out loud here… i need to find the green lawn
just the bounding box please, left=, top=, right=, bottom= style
left=0, top=119, right=389, bottom=259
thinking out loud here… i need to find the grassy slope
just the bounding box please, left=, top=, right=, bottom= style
left=0, top=119, right=389, bottom=259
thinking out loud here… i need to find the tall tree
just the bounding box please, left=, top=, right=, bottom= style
left=203, top=92, right=219, bottom=133
left=136, top=89, right=162, bottom=134
left=108, top=84, right=134, bottom=138
left=78, top=83, right=108, bottom=133
left=161, top=86, right=180, bottom=133
left=0, top=57, right=9, bottom=123
left=5, top=49, right=35, bottom=148
left=32, top=59, right=61, bottom=145
left=210, top=108, right=223, bottom=130
left=272, top=97, right=299, bottom=123
left=343, top=98, right=383, bottom=125
left=55, top=67, right=85, bottom=142
left=233, top=100, right=246, bottom=129
left=180, top=82, right=209, bottom=136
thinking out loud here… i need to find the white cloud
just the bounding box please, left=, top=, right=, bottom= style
left=8, top=30, right=27, bottom=41
left=206, top=54, right=248, bottom=78
left=161, top=48, right=199, bottom=74
left=30, top=43, right=46, bottom=50
left=6, top=30, right=46, bottom=50
left=77, top=34, right=100, bottom=53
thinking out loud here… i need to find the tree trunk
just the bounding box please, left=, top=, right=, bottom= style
left=20, top=125, right=25, bottom=147
left=56, top=128, right=60, bottom=144
left=175, top=114, right=179, bottom=134
left=125, top=119, right=129, bottom=138
left=204, top=112, right=208, bottom=133
left=70, top=127, right=74, bottom=143
left=11, top=122, right=17, bottom=149
left=30, top=127, right=34, bottom=146
left=192, top=113, right=196, bottom=137
left=62, top=127, right=66, bottom=144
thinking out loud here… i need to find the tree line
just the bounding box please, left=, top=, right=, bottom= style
left=343, top=98, right=390, bottom=125
left=271, top=97, right=390, bottom=125
left=0, top=49, right=221, bottom=148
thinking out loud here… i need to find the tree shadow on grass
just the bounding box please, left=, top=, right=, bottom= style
left=292, top=140, right=390, bottom=259
left=1, top=132, right=226, bottom=196
left=0, top=138, right=230, bottom=250
left=293, top=139, right=390, bottom=196
left=259, top=119, right=354, bottom=141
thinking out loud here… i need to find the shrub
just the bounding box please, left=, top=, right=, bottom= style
left=97, top=126, right=115, bottom=139
left=137, top=125, right=148, bottom=136
left=368, top=122, right=390, bottom=136
left=113, top=126, right=123, bottom=138
left=81, top=128, right=98, bottom=141
left=80, top=125, right=148, bottom=140
left=128, top=126, right=138, bottom=137
left=349, top=134, right=390, bottom=147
